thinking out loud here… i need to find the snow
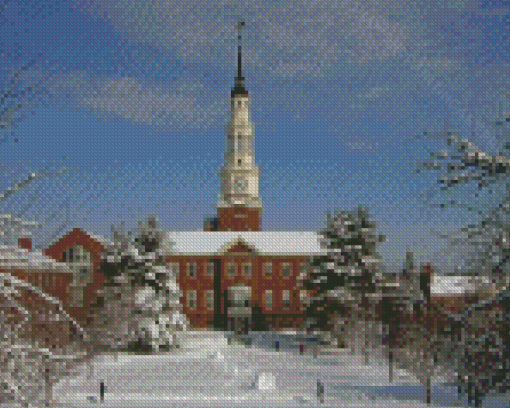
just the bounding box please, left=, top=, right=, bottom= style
left=0, top=245, right=69, bottom=273
left=46, top=330, right=510, bottom=407
left=432, top=275, right=493, bottom=295
left=163, top=231, right=323, bottom=255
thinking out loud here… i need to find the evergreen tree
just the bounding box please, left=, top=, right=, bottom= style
left=298, top=206, right=385, bottom=335
left=89, top=216, right=187, bottom=352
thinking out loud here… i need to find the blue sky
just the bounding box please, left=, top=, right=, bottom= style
left=0, top=0, right=509, bottom=274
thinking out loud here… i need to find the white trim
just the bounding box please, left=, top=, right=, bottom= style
left=168, top=251, right=318, bottom=257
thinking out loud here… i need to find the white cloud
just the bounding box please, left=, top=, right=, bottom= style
left=79, top=77, right=226, bottom=131
left=417, top=57, right=459, bottom=74
left=345, top=140, right=380, bottom=151
left=357, top=86, right=390, bottom=100
left=77, top=0, right=409, bottom=77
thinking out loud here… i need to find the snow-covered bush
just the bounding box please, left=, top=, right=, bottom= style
left=89, top=216, right=188, bottom=352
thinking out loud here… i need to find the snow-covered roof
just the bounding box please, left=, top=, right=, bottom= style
left=0, top=245, right=70, bottom=273
left=431, top=275, right=493, bottom=295
left=87, top=232, right=113, bottom=247
left=164, top=231, right=323, bottom=256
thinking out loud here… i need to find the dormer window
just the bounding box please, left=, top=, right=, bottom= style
left=63, top=245, right=91, bottom=265
left=63, top=245, right=92, bottom=307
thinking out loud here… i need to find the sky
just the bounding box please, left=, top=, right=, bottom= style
left=0, top=0, right=509, bottom=274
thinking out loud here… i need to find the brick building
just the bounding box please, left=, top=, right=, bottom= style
left=37, top=23, right=499, bottom=332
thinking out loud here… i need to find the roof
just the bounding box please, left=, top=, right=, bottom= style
left=86, top=232, right=113, bottom=247
left=0, top=245, right=70, bottom=273
left=431, top=274, right=494, bottom=295
left=164, top=231, right=323, bottom=256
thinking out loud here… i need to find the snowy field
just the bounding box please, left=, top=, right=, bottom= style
left=45, top=330, right=510, bottom=408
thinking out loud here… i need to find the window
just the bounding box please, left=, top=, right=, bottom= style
left=238, top=101, right=241, bottom=108
left=243, top=263, right=252, bottom=277
left=168, top=262, right=179, bottom=276
left=187, top=263, right=197, bottom=277
left=282, top=290, right=290, bottom=308
left=299, top=263, right=310, bottom=277
left=227, top=262, right=236, bottom=277
left=205, top=290, right=214, bottom=310
left=187, top=290, right=197, bottom=309
left=264, top=263, right=272, bottom=277
left=72, top=286, right=83, bottom=306
left=238, top=159, right=242, bottom=165
left=206, top=262, right=215, bottom=277
left=237, top=135, right=242, bottom=151
left=264, top=290, right=273, bottom=309
left=63, top=246, right=91, bottom=271
left=299, top=290, right=309, bottom=306
left=282, top=263, right=291, bottom=277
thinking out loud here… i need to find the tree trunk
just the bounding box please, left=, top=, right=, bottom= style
left=87, top=360, right=94, bottom=379
left=44, top=363, right=52, bottom=407
left=389, top=350, right=394, bottom=383
left=426, top=377, right=431, bottom=405
left=364, top=319, right=370, bottom=364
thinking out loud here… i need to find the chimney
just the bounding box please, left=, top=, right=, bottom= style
left=18, top=237, right=32, bottom=251
left=420, top=263, right=433, bottom=303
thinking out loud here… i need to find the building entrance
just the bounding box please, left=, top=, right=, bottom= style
left=226, top=284, right=252, bottom=335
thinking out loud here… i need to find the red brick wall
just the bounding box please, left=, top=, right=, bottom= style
left=169, top=253, right=311, bottom=329
left=217, top=207, right=261, bottom=231
left=1, top=269, right=74, bottom=316
left=43, top=228, right=107, bottom=324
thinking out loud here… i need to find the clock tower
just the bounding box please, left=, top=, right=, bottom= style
left=216, top=21, right=262, bottom=231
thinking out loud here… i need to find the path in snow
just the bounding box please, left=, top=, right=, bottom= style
left=49, top=330, right=510, bottom=408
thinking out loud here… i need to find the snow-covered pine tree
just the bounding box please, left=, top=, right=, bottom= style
left=89, top=216, right=187, bottom=353
left=298, top=206, right=385, bottom=350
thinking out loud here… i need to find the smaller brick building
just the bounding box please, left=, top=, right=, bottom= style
left=43, top=228, right=109, bottom=324
left=0, top=240, right=81, bottom=348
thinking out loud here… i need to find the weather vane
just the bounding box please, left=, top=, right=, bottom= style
left=236, top=21, right=245, bottom=88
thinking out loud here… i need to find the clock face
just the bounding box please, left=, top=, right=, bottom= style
left=234, top=177, right=247, bottom=192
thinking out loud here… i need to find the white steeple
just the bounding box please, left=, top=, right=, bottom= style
left=218, top=22, right=261, bottom=209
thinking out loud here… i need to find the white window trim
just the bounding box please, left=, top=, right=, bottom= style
left=299, top=263, right=309, bottom=276
left=206, top=290, right=214, bottom=310
left=264, top=290, right=273, bottom=309
left=187, top=290, right=197, bottom=309
left=299, top=290, right=308, bottom=304
left=169, top=262, right=179, bottom=276
left=243, top=262, right=252, bottom=276
left=187, top=263, right=197, bottom=278
left=227, top=262, right=236, bottom=277
left=282, top=290, right=291, bottom=308
left=282, top=263, right=291, bottom=278
left=264, top=262, right=272, bottom=277
left=206, top=262, right=215, bottom=277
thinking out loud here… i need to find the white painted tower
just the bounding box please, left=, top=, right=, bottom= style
left=215, top=22, right=262, bottom=231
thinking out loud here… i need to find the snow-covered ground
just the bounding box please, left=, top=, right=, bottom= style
left=46, top=330, right=510, bottom=408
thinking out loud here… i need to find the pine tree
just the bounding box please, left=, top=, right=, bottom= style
left=89, top=216, right=187, bottom=352
left=298, top=206, right=385, bottom=342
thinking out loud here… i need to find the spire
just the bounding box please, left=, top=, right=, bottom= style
left=232, top=21, right=248, bottom=97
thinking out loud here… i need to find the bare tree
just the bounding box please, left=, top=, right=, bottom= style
left=0, top=272, right=92, bottom=407
left=0, top=57, right=60, bottom=144
left=417, top=98, right=510, bottom=295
